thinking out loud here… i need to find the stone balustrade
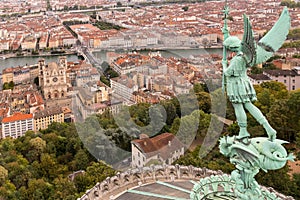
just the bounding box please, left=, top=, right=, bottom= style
left=78, top=164, right=223, bottom=200
left=78, top=164, right=295, bottom=200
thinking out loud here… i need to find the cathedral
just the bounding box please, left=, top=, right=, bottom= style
left=38, top=57, right=69, bottom=100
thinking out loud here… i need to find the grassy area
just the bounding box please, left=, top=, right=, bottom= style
left=100, top=75, right=110, bottom=86
left=93, top=21, right=123, bottom=30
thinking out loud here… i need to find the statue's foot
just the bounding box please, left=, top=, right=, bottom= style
left=264, top=124, right=277, bottom=142
left=237, top=128, right=250, bottom=138
left=236, top=130, right=250, bottom=145
left=268, top=131, right=276, bottom=142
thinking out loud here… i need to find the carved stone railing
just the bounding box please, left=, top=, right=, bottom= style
left=78, top=164, right=295, bottom=200
left=190, top=174, right=295, bottom=200
left=77, top=164, right=223, bottom=200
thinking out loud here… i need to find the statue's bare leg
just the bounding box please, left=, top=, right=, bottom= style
left=232, top=103, right=249, bottom=139
left=244, top=102, right=276, bottom=141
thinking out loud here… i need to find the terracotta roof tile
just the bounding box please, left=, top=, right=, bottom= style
left=249, top=74, right=271, bottom=80
left=2, top=112, right=33, bottom=123
left=34, top=107, right=63, bottom=119
left=132, top=133, right=184, bottom=159
left=264, top=69, right=298, bottom=76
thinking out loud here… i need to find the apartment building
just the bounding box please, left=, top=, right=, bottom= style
left=29, top=65, right=39, bottom=82
left=1, top=113, right=34, bottom=139
left=2, top=68, right=14, bottom=84
left=110, top=75, right=138, bottom=101
left=2, top=65, right=39, bottom=85
left=111, top=55, right=149, bottom=75
left=75, top=64, right=100, bottom=87
left=13, top=67, right=31, bottom=84
left=132, top=91, right=160, bottom=104
left=21, top=35, right=37, bottom=50
left=34, top=108, right=64, bottom=131
left=263, top=67, right=300, bottom=91
left=0, top=39, right=10, bottom=51
left=248, top=74, right=271, bottom=85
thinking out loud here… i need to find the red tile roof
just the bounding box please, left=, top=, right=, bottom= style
left=2, top=112, right=33, bottom=123
left=132, top=133, right=184, bottom=159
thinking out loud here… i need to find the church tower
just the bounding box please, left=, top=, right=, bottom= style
left=39, top=57, right=68, bottom=100
left=38, top=59, right=45, bottom=86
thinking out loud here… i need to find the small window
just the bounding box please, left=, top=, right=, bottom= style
left=292, top=85, right=295, bottom=90
left=292, top=80, right=295, bottom=83
left=284, top=80, right=287, bottom=83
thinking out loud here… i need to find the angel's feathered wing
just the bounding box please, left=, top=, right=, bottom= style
left=256, top=7, right=290, bottom=64
left=241, top=14, right=256, bottom=67
left=241, top=7, right=290, bottom=67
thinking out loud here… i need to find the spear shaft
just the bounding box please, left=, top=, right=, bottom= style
left=222, top=0, right=229, bottom=93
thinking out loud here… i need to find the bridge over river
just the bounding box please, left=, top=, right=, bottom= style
left=78, top=47, right=105, bottom=75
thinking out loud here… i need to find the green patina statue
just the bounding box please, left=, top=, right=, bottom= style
left=221, top=4, right=294, bottom=199
left=218, top=136, right=295, bottom=199
left=222, top=6, right=290, bottom=142
left=191, top=4, right=295, bottom=200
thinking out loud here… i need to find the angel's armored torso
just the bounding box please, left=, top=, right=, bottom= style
left=224, top=53, right=257, bottom=103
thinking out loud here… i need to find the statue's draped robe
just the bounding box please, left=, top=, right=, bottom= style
left=224, top=53, right=257, bottom=103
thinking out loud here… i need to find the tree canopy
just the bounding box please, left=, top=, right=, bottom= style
left=0, top=81, right=300, bottom=199
left=0, top=123, right=115, bottom=199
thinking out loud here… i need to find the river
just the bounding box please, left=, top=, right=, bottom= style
left=0, top=54, right=80, bottom=72
left=0, top=48, right=222, bottom=71
left=92, top=48, right=223, bottom=63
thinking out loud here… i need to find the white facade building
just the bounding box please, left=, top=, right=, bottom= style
left=249, top=67, right=300, bottom=91
left=248, top=74, right=271, bottom=85
left=0, top=39, right=10, bottom=51
left=2, top=113, right=34, bottom=139
left=110, top=76, right=138, bottom=101
left=263, top=67, right=300, bottom=91
left=131, top=133, right=185, bottom=168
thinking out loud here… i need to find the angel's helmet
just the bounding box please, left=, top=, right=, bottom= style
left=223, top=36, right=241, bottom=52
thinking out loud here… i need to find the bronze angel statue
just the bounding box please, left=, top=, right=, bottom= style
left=222, top=7, right=290, bottom=142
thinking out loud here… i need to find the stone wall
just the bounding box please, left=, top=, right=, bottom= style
left=78, top=164, right=295, bottom=200
left=78, top=164, right=223, bottom=200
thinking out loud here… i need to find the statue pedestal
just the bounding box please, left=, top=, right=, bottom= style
left=191, top=136, right=294, bottom=200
